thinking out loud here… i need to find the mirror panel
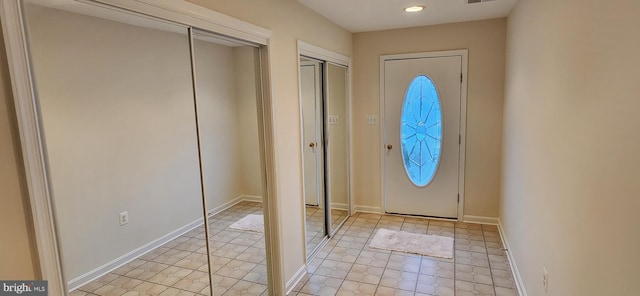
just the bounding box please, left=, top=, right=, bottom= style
left=300, top=57, right=326, bottom=255
left=326, top=63, right=350, bottom=234
left=22, top=1, right=210, bottom=294
left=191, top=30, right=268, bottom=295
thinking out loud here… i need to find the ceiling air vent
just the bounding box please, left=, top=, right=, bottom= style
left=467, top=0, right=496, bottom=4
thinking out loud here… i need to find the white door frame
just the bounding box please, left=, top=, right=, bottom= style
left=0, top=1, right=282, bottom=295
left=379, top=49, right=468, bottom=220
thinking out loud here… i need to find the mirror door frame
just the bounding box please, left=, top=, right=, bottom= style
left=297, top=40, right=353, bottom=260
left=0, top=1, right=282, bottom=295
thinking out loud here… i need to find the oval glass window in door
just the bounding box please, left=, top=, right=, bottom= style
left=400, top=75, right=442, bottom=187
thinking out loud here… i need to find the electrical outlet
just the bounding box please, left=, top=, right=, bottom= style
left=119, top=211, right=129, bottom=226
left=543, top=268, right=549, bottom=293
left=365, top=115, right=377, bottom=125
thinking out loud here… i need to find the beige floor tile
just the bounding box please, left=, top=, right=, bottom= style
left=211, top=275, right=238, bottom=290
left=242, top=264, right=269, bottom=285
left=455, top=280, right=496, bottom=296
left=336, top=280, right=377, bottom=296
left=373, top=286, right=414, bottom=296
left=354, top=250, right=390, bottom=268
left=335, top=236, right=368, bottom=250
left=379, top=269, right=418, bottom=291
left=415, top=274, right=455, bottom=296
left=300, top=275, right=343, bottom=295
left=315, top=259, right=353, bottom=279
left=455, top=264, right=493, bottom=285
left=148, top=266, right=193, bottom=286
left=455, top=251, right=490, bottom=268
left=223, top=280, right=267, bottom=295
left=454, top=222, right=483, bottom=230
left=157, top=287, right=197, bottom=296
left=491, top=269, right=516, bottom=289
left=172, top=270, right=210, bottom=293
left=326, top=247, right=360, bottom=263
left=420, top=258, right=455, bottom=279
left=216, top=259, right=257, bottom=279
left=109, top=276, right=144, bottom=290
left=131, top=282, right=169, bottom=295
left=488, top=254, right=511, bottom=271
left=175, top=253, right=208, bottom=270
left=386, top=254, right=421, bottom=273
left=495, top=287, right=519, bottom=296
left=345, top=264, right=384, bottom=285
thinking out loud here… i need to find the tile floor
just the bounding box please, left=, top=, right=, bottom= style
left=293, top=212, right=519, bottom=296
left=305, top=206, right=349, bottom=253
left=71, top=202, right=518, bottom=296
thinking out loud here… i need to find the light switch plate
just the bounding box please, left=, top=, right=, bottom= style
left=328, top=115, right=339, bottom=125
left=365, top=115, right=377, bottom=125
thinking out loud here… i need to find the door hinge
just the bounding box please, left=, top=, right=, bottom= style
left=457, top=193, right=460, bottom=203
left=460, top=73, right=463, bottom=83
left=459, top=134, right=461, bottom=144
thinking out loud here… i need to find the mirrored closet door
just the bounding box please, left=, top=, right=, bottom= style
left=300, top=57, right=326, bottom=254
left=326, top=63, right=350, bottom=235
left=299, top=52, right=352, bottom=259
left=191, top=29, right=269, bottom=295
left=20, top=0, right=271, bottom=295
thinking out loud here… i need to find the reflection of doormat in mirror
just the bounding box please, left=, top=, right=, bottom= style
left=369, top=228, right=453, bottom=259
left=229, top=214, right=264, bottom=233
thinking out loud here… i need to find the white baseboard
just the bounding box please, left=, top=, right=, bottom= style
left=330, top=202, right=349, bottom=210
left=208, top=195, right=263, bottom=217
left=353, top=205, right=383, bottom=214
left=285, top=265, right=307, bottom=295
left=498, top=220, right=527, bottom=296
left=463, top=215, right=500, bottom=225
left=68, top=217, right=203, bottom=291
left=241, top=195, right=263, bottom=203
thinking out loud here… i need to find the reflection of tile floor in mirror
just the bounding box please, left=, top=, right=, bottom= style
left=304, top=206, right=324, bottom=253
left=305, top=206, right=349, bottom=254
left=330, top=209, right=348, bottom=232
left=293, top=212, right=519, bottom=296
left=71, top=201, right=267, bottom=296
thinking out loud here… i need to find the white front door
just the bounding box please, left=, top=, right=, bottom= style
left=382, top=51, right=467, bottom=218
left=301, top=61, right=322, bottom=206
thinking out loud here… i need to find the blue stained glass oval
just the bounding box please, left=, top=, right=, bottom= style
left=400, top=75, right=442, bottom=187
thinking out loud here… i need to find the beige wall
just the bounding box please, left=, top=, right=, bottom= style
left=233, top=46, right=263, bottom=197
left=352, top=19, right=506, bottom=217
left=194, top=39, right=263, bottom=206
left=187, top=0, right=352, bottom=281
left=501, top=0, right=640, bottom=295
left=0, top=27, right=40, bottom=280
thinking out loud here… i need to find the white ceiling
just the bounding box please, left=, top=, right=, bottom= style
left=297, top=0, right=518, bottom=33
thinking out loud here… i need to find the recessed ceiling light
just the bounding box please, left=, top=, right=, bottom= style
left=404, top=6, right=425, bottom=12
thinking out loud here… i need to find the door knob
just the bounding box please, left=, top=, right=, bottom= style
left=309, top=142, right=316, bottom=148
left=387, top=144, right=393, bottom=150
